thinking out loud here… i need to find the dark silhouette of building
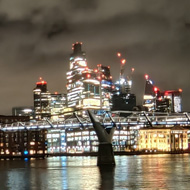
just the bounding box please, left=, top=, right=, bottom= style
left=0, top=115, right=30, bottom=124
left=111, top=93, right=136, bottom=111
left=12, top=106, right=34, bottom=119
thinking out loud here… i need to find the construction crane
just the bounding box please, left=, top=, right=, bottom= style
left=117, top=53, right=134, bottom=94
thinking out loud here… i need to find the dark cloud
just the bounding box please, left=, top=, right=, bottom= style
left=0, top=0, right=190, bottom=114
left=45, top=20, right=69, bottom=38
left=0, top=14, right=6, bottom=26
left=69, top=0, right=98, bottom=10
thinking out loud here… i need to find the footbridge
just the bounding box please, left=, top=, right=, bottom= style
left=1, top=111, right=190, bottom=131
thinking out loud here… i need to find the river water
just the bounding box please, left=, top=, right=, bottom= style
left=0, top=154, right=190, bottom=190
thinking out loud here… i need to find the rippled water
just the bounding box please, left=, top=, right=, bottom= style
left=0, top=154, right=190, bottom=190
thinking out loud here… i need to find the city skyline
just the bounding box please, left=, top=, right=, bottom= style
left=0, top=0, right=190, bottom=114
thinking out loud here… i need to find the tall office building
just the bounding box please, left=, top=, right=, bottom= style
left=157, top=90, right=182, bottom=113
left=112, top=93, right=136, bottom=111
left=33, top=79, right=51, bottom=120
left=50, top=92, right=67, bottom=121
left=111, top=58, right=136, bottom=111
left=97, top=64, right=113, bottom=109
left=112, top=72, right=136, bottom=111
left=143, top=75, right=158, bottom=111
left=143, top=75, right=182, bottom=113
left=66, top=42, right=111, bottom=111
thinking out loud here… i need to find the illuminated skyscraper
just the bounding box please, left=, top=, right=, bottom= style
left=100, top=65, right=113, bottom=95
left=33, top=79, right=51, bottom=120
left=96, top=64, right=113, bottom=109
left=66, top=42, right=111, bottom=110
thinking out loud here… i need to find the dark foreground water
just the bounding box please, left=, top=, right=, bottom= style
left=0, top=154, right=190, bottom=190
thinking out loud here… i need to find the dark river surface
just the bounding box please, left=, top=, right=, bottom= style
left=0, top=154, right=190, bottom=190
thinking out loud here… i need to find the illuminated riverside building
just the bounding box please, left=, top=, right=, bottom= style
left=47, top=129, right=66, bottom=153
left=1, top=124, right=188, bottom=155
left=0, top=129, right=47, bottom=157
left=47, top=125, right=138, bottom=153
left=139, top=126, right=188, bottom=152
left=66, top=42, right=112, bottom=111
left=33, top=79, right=51, bottom=120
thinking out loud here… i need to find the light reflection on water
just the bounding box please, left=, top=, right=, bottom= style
left=0, top=154, right=190, bottom=190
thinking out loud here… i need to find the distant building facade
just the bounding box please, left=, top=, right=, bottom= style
left=12, top=106, right=34, bottom=119
left=50, top=93, right=67, bottom=121
left=139, top=126, right=188, bottom=152
left=143, top=75, right=182, bottom=113
left=0, top=115, right=30, bottom=124
left=112, top=93, right=136, bottom=111
left=0, top=129, right=47, bottom=157
left=111, top=74, right=136, bottom=111
left=33, top=79, right=51, bottom=120
left=143, top=75, right=157, bottom=111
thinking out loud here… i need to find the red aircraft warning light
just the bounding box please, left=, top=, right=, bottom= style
left=36, top=79, right=47, bottom=85
left=179, top=88, right=183, bottom=92
left=154, top=87, right=159, bottom=92
left=158, top=97, right=162, bottom=101
left=117, top=52, right=121, bottom=57
left=97, top=76, right=101, bottom=80
left=121, top=59, right=126, bottom=64
left=145, top=74, right=149, bottom=80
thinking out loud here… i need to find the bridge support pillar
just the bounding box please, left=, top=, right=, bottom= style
left=98, top=143, right=115, bottom=166
left=87, top=110, right=116, bottom=166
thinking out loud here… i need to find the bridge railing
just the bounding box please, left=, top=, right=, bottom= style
left=0, top=111, right=190, bottom=131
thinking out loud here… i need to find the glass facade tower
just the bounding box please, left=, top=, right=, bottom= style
left=66, top=42, right=111, bottom=110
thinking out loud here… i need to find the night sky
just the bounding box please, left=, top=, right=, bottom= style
left=0, top=0, right=190, bottom=114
